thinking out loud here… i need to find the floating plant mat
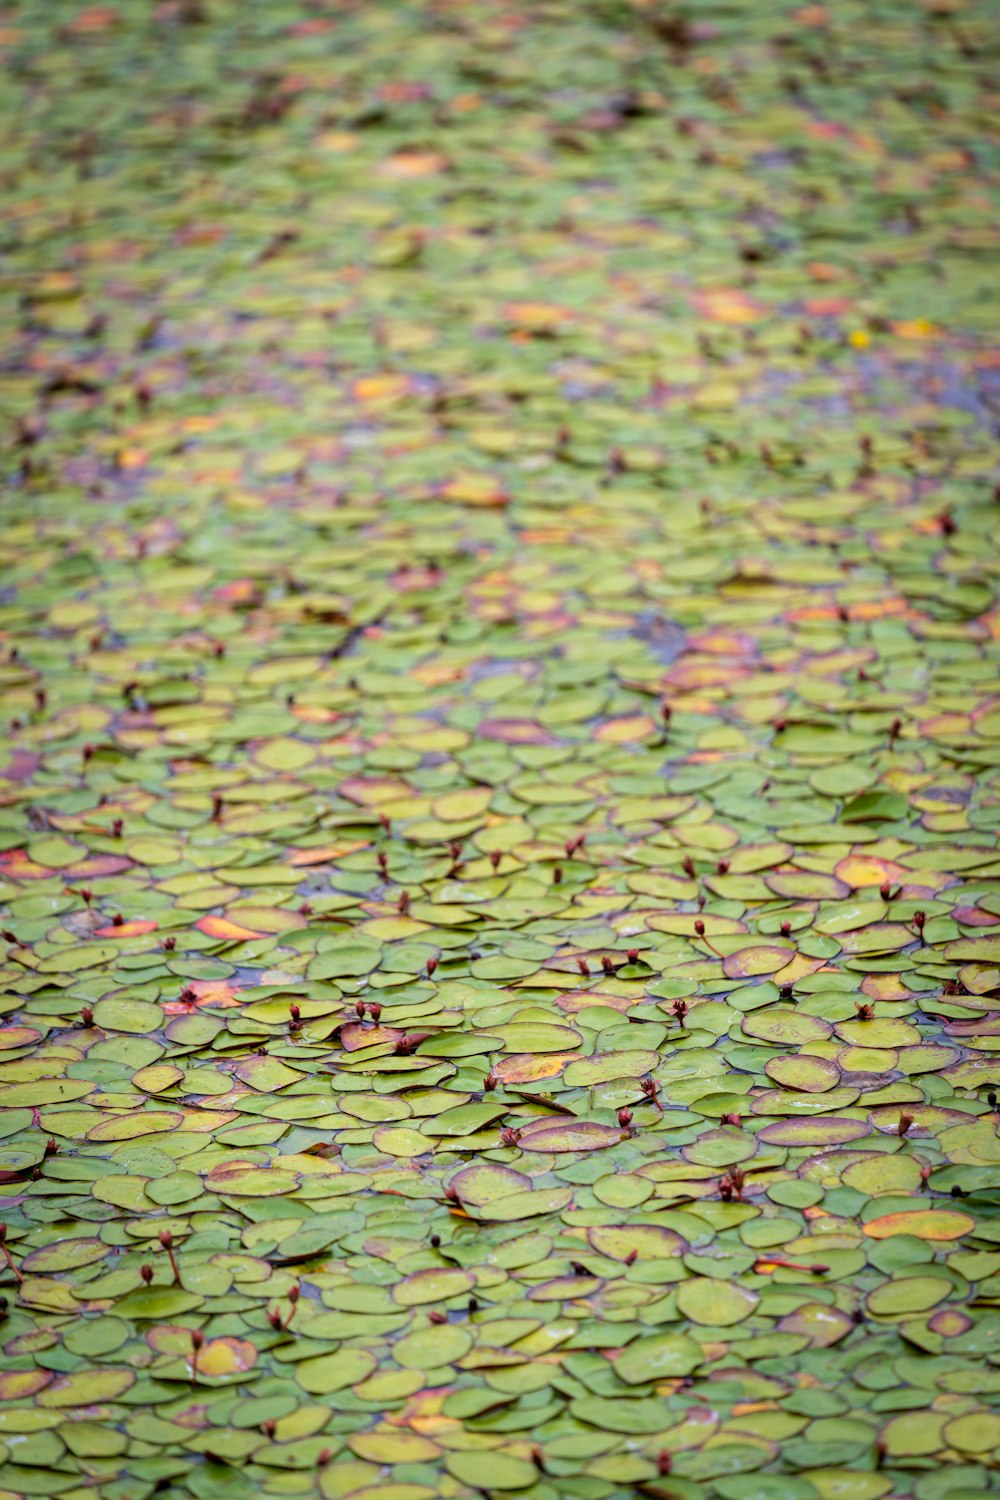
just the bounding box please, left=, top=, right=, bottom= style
left=0, top=0, right=998, bottom=1497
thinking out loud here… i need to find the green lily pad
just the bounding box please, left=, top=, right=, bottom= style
left=613, top=1331, right=703, bottom=1383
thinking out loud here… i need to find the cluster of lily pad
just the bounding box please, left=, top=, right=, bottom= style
left=1, top=0, right=999, bottom=1498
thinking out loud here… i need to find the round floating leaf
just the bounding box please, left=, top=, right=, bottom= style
left=834, top=1019, right=921, bottom=1048
left=777, top=1304, right=854, bottom=1348
left=764, top=1055, right=841, bottom=1093
left=393, top=1325, right=472, bottom=1369
left=864, top=1210, right=974, bottom=1241
left=38, top=1370, right=136, bottom=1407
left=758, top=1117, right=870, bottom=1147
left=448, top=1163, right=531, bottom=1205
left=743, top=1010, right=832, bottom=1046
left=714, top=1479, right=819, bottom=1500
left=751, top=1085, right=861, bottom=1116
left=445, top=1452, right=537, bottom=1491
left=569, top=1394, right=679, bottom=1434
left=865, top=1276, right=948, bottom=1317
left=471, top=1186, right=573, bottom=1220
left=373, top=1127, right=432, bottom=1158
left=593, top=1173, right=654, bottom=1209
left=37, top=943, right=120, bottom=972
left=683, top=1129, right=757, bottom=1167
left=392, top=1268, right=475, bottom=1307
left=724, top=944, right=795, bottom=978
left=842, top=1155, right=924, bottom=1196
left=21, top=1238, right=109, bottom=1274
left=613, top=1331, right=702, bottom=1383
left=942, top=1411, right=1000, bottom=1453
left=196, top=1338, right=259, bottom=1377
left=500, top=1022, right=583, bottom=1053
left=676, top=1277, right=759, bottom=1325
left=562, top=1049, right=659, bottom=1086
left=493, top=1052, right=577, bottom=1085
left=350, top=1428, right=442, bottom=1463
left=296, top=1348, right=378, bottom=1395
left=801, top=1476, right=890, bottom=1500
left=0, top=1370, right=53, bottom=1401
left=879, top=1411, right=946, bottom=1457
left=587, top=1224, right=688, bottom=1260
left=92, top=997, right=164, bottom=1032
left=114, top=1288, right=205, bottom=1319
left=517, top=1121, right=625, bottom=1153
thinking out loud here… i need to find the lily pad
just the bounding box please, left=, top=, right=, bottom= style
left=613, top=1331, right=702, bottom=1384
